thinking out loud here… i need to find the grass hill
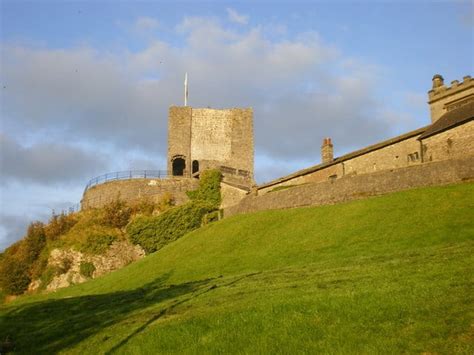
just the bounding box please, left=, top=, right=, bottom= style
left=1, top=182, right=473, bottom=354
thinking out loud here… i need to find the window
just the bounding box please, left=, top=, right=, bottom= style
left=192, top=160, right=199, bottom=174
left=407, top=152, right=420, bottom=162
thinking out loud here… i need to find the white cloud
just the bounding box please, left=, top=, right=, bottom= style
left=226, top=8, right=249, bottom=25
left=2, top=16, right=395, bottom=163
left=1, top=15, right=410, bottom=250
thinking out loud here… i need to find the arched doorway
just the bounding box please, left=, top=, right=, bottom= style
left=172, top=158, right=185, bottom=176
left=192, top=160, right=199, bottom=174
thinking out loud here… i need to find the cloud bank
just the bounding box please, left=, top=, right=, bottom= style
left=0, top=14, right=413, bottom=250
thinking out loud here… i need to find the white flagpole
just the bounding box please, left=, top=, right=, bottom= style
left=184, top=72, right=188, bottom=106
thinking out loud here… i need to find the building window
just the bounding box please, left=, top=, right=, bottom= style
left=192, top=160, right=199, bottom=174
left=407, top=152, right=420, bottom=162
left=172, top=158, right=186, bottom=176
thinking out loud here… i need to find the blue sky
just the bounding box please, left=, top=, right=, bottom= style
left=1, top=0, right=473, bottom=250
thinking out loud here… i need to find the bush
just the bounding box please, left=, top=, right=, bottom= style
left=127, top=201, right=213, bottom=254
left=157, top=192, right=174, bottom=212
left=20, top=222, right=46, bottom=265
left=40, top=266, right=57, bottom=290
left=102, top=198, right=132, bottom=228
left=0, top=256, right=31, bottom=295
left=202, top=210, right=220, bottom=225
left=79, top=233, right=116, bottom=255
left=130, top=197, right=156, bottom=216
left=79, top=262, right=96, bottom=278
left=45, top=213, right=77, bottom=241
left=186, top=169, right=222, bottom=208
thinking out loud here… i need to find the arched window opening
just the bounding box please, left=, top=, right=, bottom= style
left=192, top=160, right=199, bottom=174
left=172, top=158, right=185, bottom=176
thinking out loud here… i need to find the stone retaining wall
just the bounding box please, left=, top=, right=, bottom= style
left=81, top=178, right=199, bottom=209
left=224, top=156, right=474, bottom=217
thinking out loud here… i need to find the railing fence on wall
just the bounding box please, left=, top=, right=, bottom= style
left=84, top=170, right=168, bottom=193
left=54, top=170, right=168, bottom=216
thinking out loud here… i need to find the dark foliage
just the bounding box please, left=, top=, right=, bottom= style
left=186, top=169, right=222, bottom=208
left=127, top=201, right=213, bottom=254
left=45, top=213, right=78, bottom=241
left=0, top=256, right=31, bottom=295
left=103, top=198, right=132, bottom=228
left=79, top=262, right=96, bottom=278
left=79, top=233, right=117, bottom=255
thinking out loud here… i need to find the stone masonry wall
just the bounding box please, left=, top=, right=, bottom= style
left=168, top=106, right=254, bottom=184
left=81, top=178, right=199, bottom=209
left=422, top=120, right=474, bottom=162
left=168, top=106, right=192, bottom=176
left=258, top=134, right=422, bottom=194
left=343, top=135, right=422, bottom=175
left=225, top=156, right=474, bottom=217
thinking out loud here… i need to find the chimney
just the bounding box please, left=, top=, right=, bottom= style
left=321, top=137, right=334, bottom=164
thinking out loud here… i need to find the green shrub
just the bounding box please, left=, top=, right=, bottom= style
left=20, top=222, right=46, bottom=265
left=79, top=233, right=116, bottom=255
left=127, top=201, right=213, bottom=254
left=186, top=169, right=222, bottom=208
left=0, top=256, right=31, bottom=295
left=79, top=262, right=96, bottom=278
left=39, top=265, right=62, bottom=290
left=45, top=213, right=78, bottom=241
left=202, top=210, right=220, bottom=225
left=0, top=288, right=5, bottom=304
left=102, top=198, right=132, bottom=228
left=131, top=197, right=156, bottom=216
left=157, top=192, right=174, bottom=212
left=30, top=250, right=49, bottom=280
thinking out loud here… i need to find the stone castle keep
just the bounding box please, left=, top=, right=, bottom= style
left=81, top=74, right=474, bottom=214
left=167, top=106, right=254, bottom=184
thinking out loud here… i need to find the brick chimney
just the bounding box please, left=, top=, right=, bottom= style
left=321, top=137, right=334, bottom=164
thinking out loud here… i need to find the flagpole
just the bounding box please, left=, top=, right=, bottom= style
left=184, top=72, right=188, bottom=106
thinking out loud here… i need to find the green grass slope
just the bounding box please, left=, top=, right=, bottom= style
left=1, top=183, right=473, bottom=354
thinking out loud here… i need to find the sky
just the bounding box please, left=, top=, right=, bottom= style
left=1, top=0, right=473, bottom=251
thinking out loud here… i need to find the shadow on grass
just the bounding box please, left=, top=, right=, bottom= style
left=0, top=272, right=217, bottom=354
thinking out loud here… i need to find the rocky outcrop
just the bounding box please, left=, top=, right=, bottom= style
left=30, top=241, right=145, bottom=292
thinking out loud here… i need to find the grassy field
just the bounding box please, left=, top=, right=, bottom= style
left=1, top=182, right=473, bottom=354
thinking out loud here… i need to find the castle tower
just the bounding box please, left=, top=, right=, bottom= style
left=428, top=74, right=474, bottom=123
left=167, top=106, right=254, bottom=186
left=321, top=137, right=334, bottom=164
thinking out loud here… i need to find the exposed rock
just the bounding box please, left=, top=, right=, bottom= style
left=31, top=241, right=145, bottom=292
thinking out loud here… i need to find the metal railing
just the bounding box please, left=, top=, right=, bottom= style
left=83, top=170, right=168, bottom=193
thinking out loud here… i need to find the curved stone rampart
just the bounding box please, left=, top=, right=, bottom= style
left=81, top=178, right=199, bottom=209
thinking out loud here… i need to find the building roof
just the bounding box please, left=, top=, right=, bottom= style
left=418, top=101, right=474, bottom=140
left=258, top=125, right=428, bottom=190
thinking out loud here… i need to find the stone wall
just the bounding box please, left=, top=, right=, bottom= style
left=220, top=182, right=249, bottom=209
left=343, top=135, right=422, bottom=175
left=259, top=130, right=424, bottom=194
left=167, top=106, right=254, bottom=184
left=81, top=178, right=199, bottom=209
left=225, top=156, right=474, bottom=217
left=168, top=106, right=192, bottom=176
left=422, top=120, right=474, bottom=162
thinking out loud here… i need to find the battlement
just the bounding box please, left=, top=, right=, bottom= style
left=428, top=74, right=474, bottom=122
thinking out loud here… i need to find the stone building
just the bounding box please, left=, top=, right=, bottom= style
left=82, top=73, right=473, bottom=212
left=257, top=74, right=474, bottom=194
left=82, top=106, right=254, bottom=210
